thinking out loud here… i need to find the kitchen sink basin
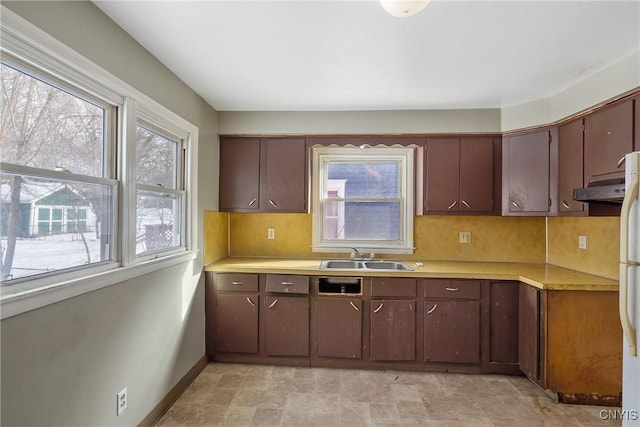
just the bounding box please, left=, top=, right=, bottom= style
left=319, top=259, right=412, bottom=271
left=364, top=260, right=412, bottom=271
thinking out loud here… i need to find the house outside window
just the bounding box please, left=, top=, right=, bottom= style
left=311, top=146, right=414, bottom=254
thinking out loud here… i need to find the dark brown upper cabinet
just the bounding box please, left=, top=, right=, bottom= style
left=502, top=128, right=558, bottom=216
left=425, top=137, right=495, bottom=214
left=557, top=118, right=586, bottom=215
left=219, top=137, right=307, bottom=212
left=584, top=98, right=633, bottom=185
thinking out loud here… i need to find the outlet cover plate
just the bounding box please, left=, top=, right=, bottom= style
left=459, top=231, right=472, bottom=244
left=117, top=387, right=128, bottom=416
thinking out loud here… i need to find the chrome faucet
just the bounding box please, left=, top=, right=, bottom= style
left=350, top=248, right=363, bottom=260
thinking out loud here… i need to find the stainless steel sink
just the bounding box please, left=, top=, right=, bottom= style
left=321, top=260, right=365, bottom=269
left=319, top=259, right=412, bottom=271
left=364, top=260, right=412, bottom=271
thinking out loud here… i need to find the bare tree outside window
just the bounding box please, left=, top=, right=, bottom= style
left=0, top=63, right=112, bottom=282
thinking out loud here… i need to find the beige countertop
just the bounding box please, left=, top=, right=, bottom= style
left=204, top=257, right=619, bottom=291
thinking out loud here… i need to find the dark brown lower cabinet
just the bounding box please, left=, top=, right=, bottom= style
left=316, top=298, right=362, bottom=359
left=264, top=296, right=309, bottom=356
left=518, top=282, right=541, bottom=382
left=216, top=293, right=259, bottom=354
left=424, top=300, right=480, bottom=363
left=489, top=281, right=519, bottom=364
left=370, top=300, right=416, bottom=361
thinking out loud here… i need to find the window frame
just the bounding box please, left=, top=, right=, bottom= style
left=311, top=146, right=414, bottom=254
left=0, top=7, right=199, bottom=319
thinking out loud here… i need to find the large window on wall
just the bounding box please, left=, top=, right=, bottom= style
left=0, top=61, right=116, bottom=281
left=135, top=122, right=185, bottom=256
left=311, top=146, right=414, bottom=254
left=0, top=14, right=198, bottom=316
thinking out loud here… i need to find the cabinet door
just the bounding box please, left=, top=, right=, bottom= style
left=370, top=300, right=416, bottom=361
left=504, top=130, right=551, bottom=214
left=459, top=138, right=494, bottom=213
left=219, top=138, right=260, bottom=211
left=261, top=138, right=307, bottom=212
left=518, top=283, right=540, bottom=382
left=489, top=282, right=519, bottom=364
left=425, top=138, right=460, bottom=212
left=216, top=293, right=259, bottom=354
left=264, top=296, right=309, bottom=356
left=558, top=119, right=586, bottom=214
left=424, top=300, right=480, bottom=364
left=316, top=298, right=362, bottom=359
left=585, top=99, right=633, bottom=184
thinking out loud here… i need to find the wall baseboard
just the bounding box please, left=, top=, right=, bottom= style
left=138, top=354, right=208, bottom=427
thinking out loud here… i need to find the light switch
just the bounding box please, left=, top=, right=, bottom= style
left=459, top=231, right=472, bottom=244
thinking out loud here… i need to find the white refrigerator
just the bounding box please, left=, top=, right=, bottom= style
left=621, top=150, right=640, bottom=426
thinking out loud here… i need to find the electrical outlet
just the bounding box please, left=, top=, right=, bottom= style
left=578, top=235, right=587, bottom=250
left=459, top=231, right=472, bottom=244
left=267, top=228, right=275, bottom=240
left=117, top=387, right=128, bottom=416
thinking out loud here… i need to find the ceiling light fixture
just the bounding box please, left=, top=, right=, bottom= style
left=379, top=0, right=431, bottom=18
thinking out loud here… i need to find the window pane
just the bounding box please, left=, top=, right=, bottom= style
left=136, top=125, right=178, bottom=189
left=326, top=162, right=399, bottom=198
left=0, top=63, right=105, bottom=177
left=324, top=201, right=400, bottom=240
left=136, top=190, right=182, bottom=255
left=0, top=173, right=113, bottom=281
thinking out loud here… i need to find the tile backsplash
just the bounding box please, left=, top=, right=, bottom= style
left=226, top=213, right=547, bottom=263
left=547, top=216, right=619, bottom=280
left=204, top=212, right=619, bottom=279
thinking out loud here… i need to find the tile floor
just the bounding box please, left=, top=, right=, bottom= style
left=156, top=363, right=622, bottom=426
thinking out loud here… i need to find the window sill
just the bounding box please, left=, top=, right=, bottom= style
left=0, top=250, right=199, bottom=319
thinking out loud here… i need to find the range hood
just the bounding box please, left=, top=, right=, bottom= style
left=573, top=178, right=625, bottom=203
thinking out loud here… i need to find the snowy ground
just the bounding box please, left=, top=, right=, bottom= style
left=1, top=233, right=103, bottom=281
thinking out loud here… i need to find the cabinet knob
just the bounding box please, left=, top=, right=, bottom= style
left=248, top=198, right=257, bottom=206
left=447, top=200, right=457, bottom=210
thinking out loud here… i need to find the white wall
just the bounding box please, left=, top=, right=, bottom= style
left=219, top=52, right=639, bottom=136
left=218, top=109, right=502, bottom=135
left=1, top=1, right=218, bottom=426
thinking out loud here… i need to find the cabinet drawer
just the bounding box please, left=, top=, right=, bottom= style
left=266, top=274, right=309, bottom=295
left=371, top=278, right=417, bottom=297
left=425, top=279, right=480, bottom=299
left=216, top=273, right=259, bottom=292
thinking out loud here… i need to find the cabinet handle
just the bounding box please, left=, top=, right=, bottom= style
left=373, top=303, right=384, bottom=313
left=349, top=301, right=359, bottom=312
left=445, top=287, right=459, bottom=292
left=561, top=200, right=571, bottom=209
left=248, top=198, right=257, bottom=206
left=280, top=281, right=294, bottom=286
left=268, top=199, right=278, bottom=207
left=231, top=281, right=244, bottom=286
left=447, top=200, right=457, bottom=210
left=510, top=200, right=521, bottom=209
left=427, top=304, right=438, bottom=314
left=246, top=297, right=256, bottom=307
left=461, top=200, right=470, bottom=209
left=409, top=303, right=413, bottom=311
left=268, top=299, right=278, bottom=309
left=617, top=156, right=626, bottom=169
